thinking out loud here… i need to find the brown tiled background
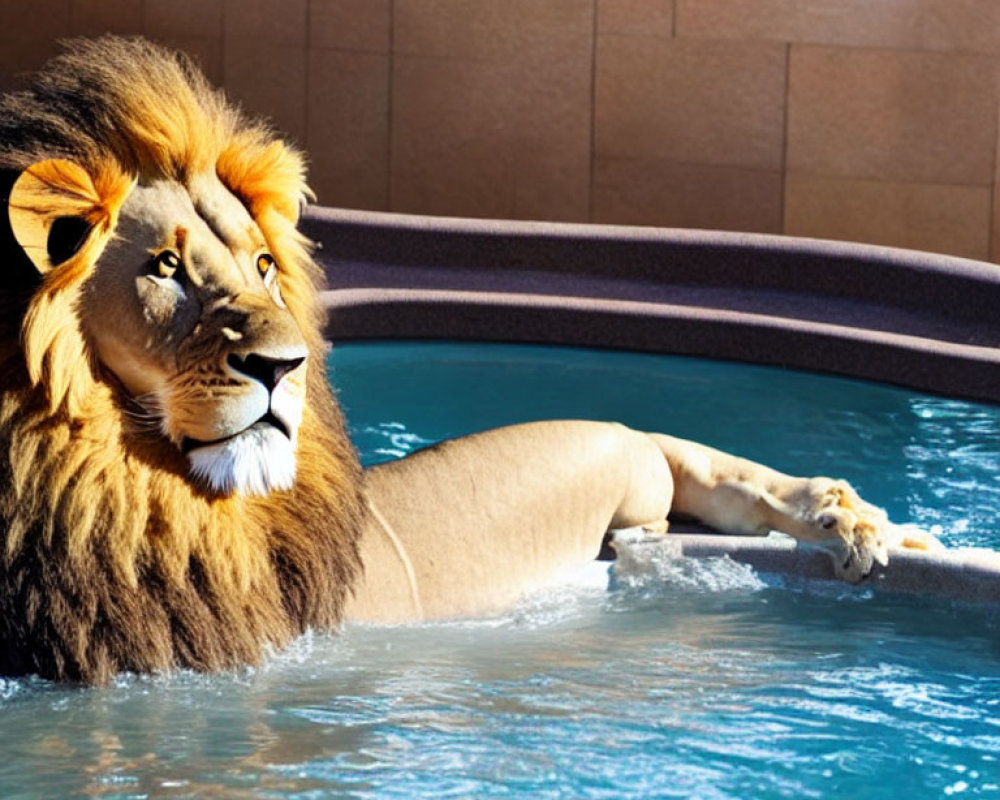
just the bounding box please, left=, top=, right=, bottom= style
left=3, top=0, right=999, bottom=262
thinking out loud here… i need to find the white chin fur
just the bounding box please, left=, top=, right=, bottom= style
left=187, top=425, right=296, bottom=496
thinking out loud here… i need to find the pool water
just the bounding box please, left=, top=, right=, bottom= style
left=337, top=342, right=1000, bottom=550
left=1, top=342, right=998, bottom=799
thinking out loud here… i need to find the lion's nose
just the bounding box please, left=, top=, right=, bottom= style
left=227, top=352, right=306, bottom=392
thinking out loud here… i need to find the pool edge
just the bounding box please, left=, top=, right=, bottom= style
left=304, top=207, right=1000, bottom=404
left=672, top=533, right=1000, bottom=604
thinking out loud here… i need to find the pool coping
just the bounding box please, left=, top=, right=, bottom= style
left=303, top=206, right=1000, bottom=601
left=670, top=533, right=1000, bottom=604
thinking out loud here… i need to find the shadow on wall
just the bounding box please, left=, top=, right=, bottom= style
left=2, top=0, right=999, bottom=263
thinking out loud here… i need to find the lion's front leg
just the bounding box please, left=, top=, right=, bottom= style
left=648, top=433, right=893, bottom=582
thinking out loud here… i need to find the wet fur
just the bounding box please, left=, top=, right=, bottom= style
left=0, top=38, right=365, bottom=684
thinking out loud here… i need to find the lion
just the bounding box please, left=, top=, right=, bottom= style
left=0, top=37, right=932, bottom=684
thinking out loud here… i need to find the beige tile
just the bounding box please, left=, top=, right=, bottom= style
left=992, top=113, right=1000, bottom=262
left=0, top=36, right=61, bottom=92
left=785, top=173, right=992, bottom=261
left=512, top=155, right=591, bottom=223
left=223, top=41, right=307, bottom=144
left=393, top=0, right=594, bottom=216
left=154, top=36, right=225, bottom=85
left=920, top=0, right=1000, bottom=56
left=309, top=154, right=388, bottom=211
left=598, top=0, right=673, bottom=38
left=511, top=42, right=593, bottom=221
left=677, top=0, right=920, bottom=47
left=71, top=0, right=143, bottom=36
left=310, top=0, right=390, bottom=53
left=391, top=36, right=592, bottom=221
left=596, top=36, right=787, bottom=170
left=394, top=0, right=592, bottom=60
left=676, top=0, right=1000, bottom=56
left=145, top=0, right=223, bottom=40
left=593, top=158, right=783, bottom=232
left=306, top=49, right=389, bottom=210
left=391, top=56, right=516, bottom=218
left=787, top=46, right=998, bottom=186
left=0, top=0, right=71, bottom=41
left=224, top=0, right=306, bottom=46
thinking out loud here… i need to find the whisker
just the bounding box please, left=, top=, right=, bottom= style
left=120, top=391, right=168, bottom=439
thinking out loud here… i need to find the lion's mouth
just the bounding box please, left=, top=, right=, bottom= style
left=181, top=410, right=292, bottom=454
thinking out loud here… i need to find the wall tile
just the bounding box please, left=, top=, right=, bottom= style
left=676, top=0, right=1000, bottom=56
left=992, top=113, right=1000, bottom=262
left=391, top=29, right=592, bottom=222
left=598, top=0, right=673, bottom=38
left=0, top=0, right=71, bottom=41
left=310, top=0, right=390, bottom=53
left=145, top=0, right=224, bottom=40
left=144, top=0, right=224, bottom=84
left=71, top=0, right=142, bottom=36
left=596, top=36, right=786, bottom=170
left=392, top=56, right=517, bottom=218
left=785, top=174, right=991, bottom=261
left=224, top=0, right=306, bottom=46
left=1, top=0, right=997, bottom=257
left=224, top=41, right=307, bottom=144
left=0, top=36, right=62, bottom=92
left=593, top=159, right=783, bottom=232
left=510, top=42, right=593, bottom=221
left=307, top=49, right=389, bottom=209
left=394, top=0, right=592, bottom=60
left=154, top=36, right=225, bottom=85
left=678, top=0, right=920, bottom=48
left=513, top=155, right=591, bottom=223
left=787, top=46, right=998, bottom=186
left=919, top=0, right=1000, bottom=57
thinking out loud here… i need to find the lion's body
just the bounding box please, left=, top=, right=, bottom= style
left=0, top=38, right=365, bottom=683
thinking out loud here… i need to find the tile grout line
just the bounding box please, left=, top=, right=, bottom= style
left=220, top=0, right=227, bottom=88
left=303, top=0, right=311, bottom=152
left=989, top=87, right=1000, bottom=262
left=780, top=42, right=791, bottom=236
left=387, top=0, right=396, bottom=212
left=588, top=0, right=599, bottom=223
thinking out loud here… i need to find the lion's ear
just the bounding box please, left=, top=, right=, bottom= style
left=8, top=158, right=130, bottom=274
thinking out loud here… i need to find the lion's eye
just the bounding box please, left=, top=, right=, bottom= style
left=256, top=252, right=277, bottom=284
left=153, top=250, right=181, bottom=279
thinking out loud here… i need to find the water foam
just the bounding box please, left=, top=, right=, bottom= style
left=608, top=529, right=766, bottom=593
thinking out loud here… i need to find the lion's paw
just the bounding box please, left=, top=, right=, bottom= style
left=807, top=479, right=889, bottom=583
left=831, top=516, right=888, bottom=583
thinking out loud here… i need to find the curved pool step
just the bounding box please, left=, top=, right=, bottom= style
left=305, top=206, right=1000, bottom=404
left=671, top=532, right=1000, bottom=604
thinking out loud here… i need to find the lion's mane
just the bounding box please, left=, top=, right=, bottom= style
left=0, top=37, right=366, bottom=684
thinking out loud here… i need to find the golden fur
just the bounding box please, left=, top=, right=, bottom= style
left=0, top=37, right=365, bottom=683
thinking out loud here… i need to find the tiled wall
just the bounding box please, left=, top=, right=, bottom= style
left=2, top=0, right=999, bottom=262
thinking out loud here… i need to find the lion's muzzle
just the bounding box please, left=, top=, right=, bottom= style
left=181, top=344, right=309, bottom=495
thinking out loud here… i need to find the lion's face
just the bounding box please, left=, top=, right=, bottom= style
left=80, top=172, right=310, bottom=496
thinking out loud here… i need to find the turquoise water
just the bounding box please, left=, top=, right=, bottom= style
left=1, top=341, right=998, bottom=799
left=336, top=342, right=1000, bottom=550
